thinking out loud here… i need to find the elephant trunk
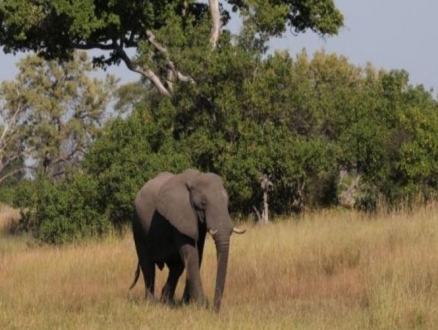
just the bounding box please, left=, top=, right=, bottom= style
left=213, top=235, right=229, bottom=311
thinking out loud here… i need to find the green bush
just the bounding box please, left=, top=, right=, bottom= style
left=13, top=47, right=438, bottom=244
left=14, top=174, right=110, bottom=244
left=84, top=106, right=192, bottom=228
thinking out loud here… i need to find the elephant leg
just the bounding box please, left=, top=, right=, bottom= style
left=161, top=258, right=184, bottom=304
left=141, top=258, right=156, bottom=299
left=182, top=231, right=206, bottom=303
left=179, top=241, right=206, bottom=305
left=133, top=228, right=155, bottom=299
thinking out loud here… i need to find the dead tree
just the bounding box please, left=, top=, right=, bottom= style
left=253, top=174, right=273, bottom=224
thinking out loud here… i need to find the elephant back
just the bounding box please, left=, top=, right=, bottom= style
left=134, top=172, right=174, bottom=231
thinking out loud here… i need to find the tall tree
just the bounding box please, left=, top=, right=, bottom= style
left=0, top=82, right=25, bottom=184
left=0, top=0, right=343, bottom=96
left=0, top=51, right=117, bottom=181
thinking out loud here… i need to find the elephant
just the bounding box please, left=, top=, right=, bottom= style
left=129, top=169, right=245, bottom=311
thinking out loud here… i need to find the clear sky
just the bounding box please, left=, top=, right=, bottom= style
left=1, top=1, right=437, bottom=92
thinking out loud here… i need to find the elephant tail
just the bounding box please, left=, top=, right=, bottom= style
left=129, top=261, right=141, bottom=290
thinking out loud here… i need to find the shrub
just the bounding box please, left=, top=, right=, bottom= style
left=15, top=174, right=110, bottom=244
left=84, top=106, right=193, bottom=228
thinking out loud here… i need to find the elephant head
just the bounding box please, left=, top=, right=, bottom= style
left=156, top=170, right=243, bottom=310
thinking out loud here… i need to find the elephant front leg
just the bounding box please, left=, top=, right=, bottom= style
left=179, top=242, right=206, bottom=306
left=182, top=231, right=206, bottom=303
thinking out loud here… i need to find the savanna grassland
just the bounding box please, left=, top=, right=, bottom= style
left=2, top=206, right=438, bottom=329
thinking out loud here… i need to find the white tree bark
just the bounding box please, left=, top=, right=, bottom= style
left=254, top=174, right=273, bottom=224
left=76, top=1, right=223, bottom=96
left=260, top=174, right=273, bottom=223
left=209, top=0, right=221, bottom=49
left=0, top=92, right=25, bottom=182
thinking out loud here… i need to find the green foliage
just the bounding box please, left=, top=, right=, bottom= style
left=83, top=104, right=192, bottom=227
left=370, top=78, right=438, bottom=207
left=0, top=52, right=116, bottom=181
left=0, top=0, right=343, bottom=64
left=234, top=0, right=343, bottom=37
left=14, top=174, right=110, bottom=244
left=167, top=47, right=438, bottom=213
left=85, top=42, right=438, bottom=220
left=0, top=156, right=24, bottom=204
left=13, top=43, right=438, bottom=245
left=0, top=0, right=343, bottom=97
left=6, top=2, right=438, bottom=243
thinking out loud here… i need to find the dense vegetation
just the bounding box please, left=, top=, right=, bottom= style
left=0, top=0, right=343, bottom=96
left=1, top=1, right=438, bottom=243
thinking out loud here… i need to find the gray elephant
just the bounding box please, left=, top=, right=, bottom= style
left=129, top=169, right=245, bottom=311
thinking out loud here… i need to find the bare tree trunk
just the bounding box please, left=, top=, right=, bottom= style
left=0, top=98, right=25, bottom=183
left=262, top=185, right=269, bottom=223
left=254, top=174, right=273, bottom=224
left=209, top=0, right=221, bottom=49
left=339, top=171, right=362, bottom=208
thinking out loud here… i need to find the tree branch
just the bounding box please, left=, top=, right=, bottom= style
left=0, top=102, right=24, bottom=143
left=72, top=14, right=208, bottom=95
left=146, top=31, right=195, bottom=86
left=146, top=31, right=168, bottom=54
left=0, top=152, right=20, bottom=172
left=71, top=42, right=120, bottom=51
left=112, top=41, right=172, bottom=97
left=73, top=39, right=173, bottom=96
left=0, top=167, right=25, bottom=185
left=252, top=205, right=262, bottom=222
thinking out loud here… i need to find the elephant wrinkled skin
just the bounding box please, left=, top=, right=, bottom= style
left=130, top=169, right=245, bottom=311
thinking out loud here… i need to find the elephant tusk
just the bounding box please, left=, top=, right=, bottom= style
left=232, top=227, right=246, bottom=234
left=209, top=229, right=218, bottom=236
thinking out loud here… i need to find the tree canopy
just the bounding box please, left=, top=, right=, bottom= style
left=5, top=1, right=438, bottom=246
left=0, top=0, right=343, bottom=95
left=0, top=51, right=116, bottom=184
left=4, top=45, right=438, bottom=243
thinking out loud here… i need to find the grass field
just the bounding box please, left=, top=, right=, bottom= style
left=2, top=205, right=438, bottom=329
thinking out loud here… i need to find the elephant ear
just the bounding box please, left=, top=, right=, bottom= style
left=156, top=171, right=200, bottom=240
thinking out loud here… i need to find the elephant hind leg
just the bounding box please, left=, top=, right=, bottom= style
left=133, top=228, right=155, bottom=299
left=141, top=258, right=156, bottom=299
left=161, top=258, right=184, bottom=304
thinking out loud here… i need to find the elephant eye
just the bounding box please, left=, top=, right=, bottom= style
left=193, top=198, right=207, bottom=210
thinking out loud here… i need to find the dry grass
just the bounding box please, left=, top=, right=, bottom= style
left=0, top=205, right=20, bottom=234
left=2, top=206, right=438, bottom=329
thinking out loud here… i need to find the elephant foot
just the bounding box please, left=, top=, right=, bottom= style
left=160, top=295, right=177, bottom=307
left=182, top=295, right=208, bottom=308
left=144, top=291, right=159, bottom=304
left=193, top=297, right=209, bottom=309
left=160, top=285, right=177, bottom=306
left=181, top=291, right=190, bottom=304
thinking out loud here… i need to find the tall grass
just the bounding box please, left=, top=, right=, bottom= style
left=0, top=205, right=20, bottom=234
left=2, top=206, right=438, bottom=329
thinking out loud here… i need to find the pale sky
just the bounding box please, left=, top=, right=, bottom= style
left=1, top=1, right=437, bottom=93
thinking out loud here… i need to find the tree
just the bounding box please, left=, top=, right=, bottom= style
left=0, top=82, right=26, bottom=184
left=84, top=105, right=192, bottom=228
left=0, top=51, right=117, bottom=181
left=0, top=0, right=343, bottom=96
